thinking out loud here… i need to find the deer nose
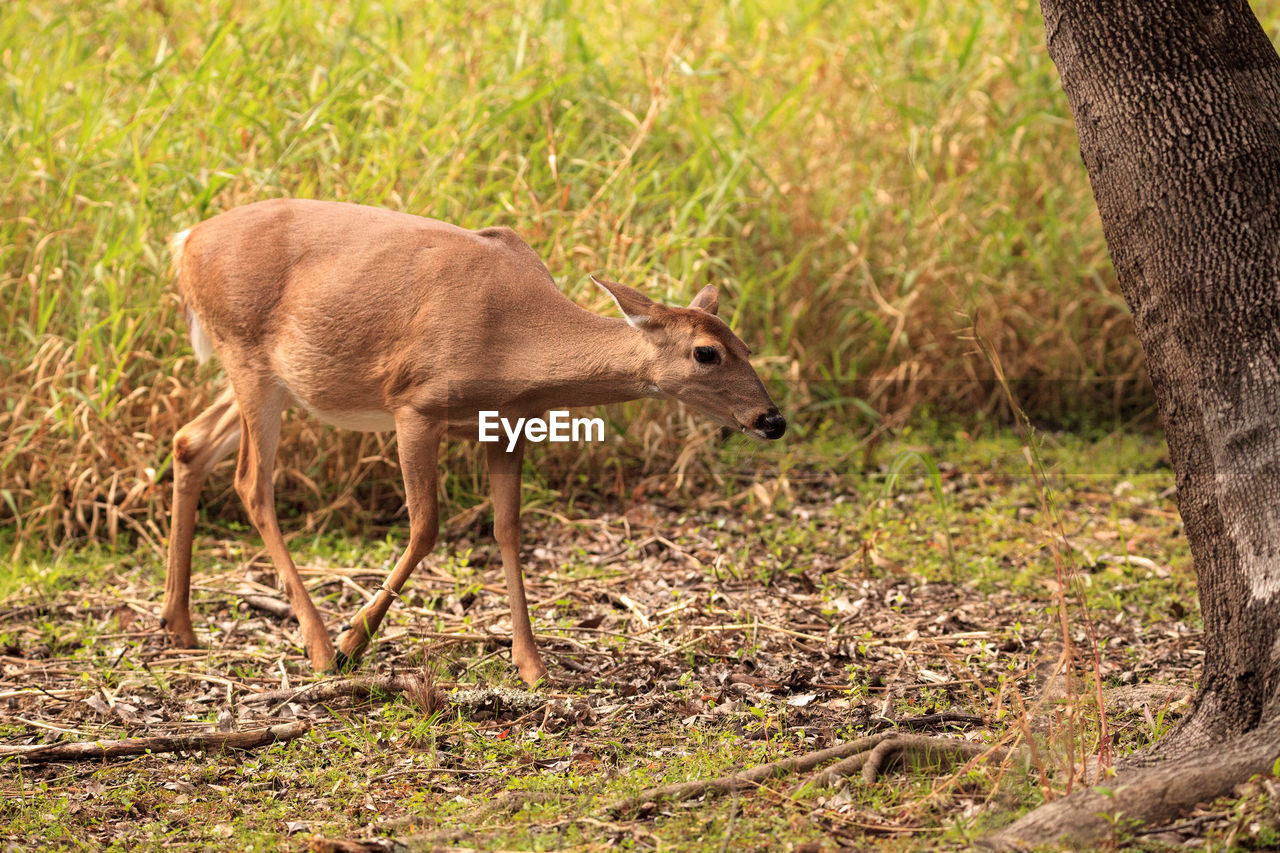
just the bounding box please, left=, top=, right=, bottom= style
left=755, top=409, right=786, bottom=440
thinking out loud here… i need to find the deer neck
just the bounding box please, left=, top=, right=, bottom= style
left=513, top=305, right=655, bottom=409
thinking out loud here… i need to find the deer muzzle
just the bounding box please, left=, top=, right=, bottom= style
left=754, top=408, right=787, bottom=440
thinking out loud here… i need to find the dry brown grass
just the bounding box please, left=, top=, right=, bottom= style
left=17, top=0, right=1276, bottom=550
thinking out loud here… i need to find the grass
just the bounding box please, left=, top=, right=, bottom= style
left=5, top=0, right=1280, bottom=848
left=0, top=427, right=1229, bottom=851
left=9, top=0, right=1280, bottom=550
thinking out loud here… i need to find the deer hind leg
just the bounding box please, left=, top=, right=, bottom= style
left=229, top=375, right=337, bottom=671
left=487, top=439, right=547, bottom=686
left=336, top=416, right=443, bottom=665
left=161, top=385, right=242, bottom=647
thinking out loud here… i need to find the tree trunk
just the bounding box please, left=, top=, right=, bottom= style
left=991, top=1, right=1280, bottom=846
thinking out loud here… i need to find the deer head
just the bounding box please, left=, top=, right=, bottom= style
left=592, top=276, right=786, bottom=440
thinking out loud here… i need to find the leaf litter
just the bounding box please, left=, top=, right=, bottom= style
left=0, top=445, right=1228, bottom=849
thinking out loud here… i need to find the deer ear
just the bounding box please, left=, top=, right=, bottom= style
left=592, top=275, right=658, bottom=328
left=687, top=284, right=719, bottom=316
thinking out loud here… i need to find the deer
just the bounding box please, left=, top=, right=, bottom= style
left=161, top=198, right=786, bottom=685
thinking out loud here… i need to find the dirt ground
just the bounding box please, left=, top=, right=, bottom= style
left=2, top=436, right=1258, bottom=851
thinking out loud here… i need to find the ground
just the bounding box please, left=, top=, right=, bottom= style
left=1, top=429, right=1274, bottom=851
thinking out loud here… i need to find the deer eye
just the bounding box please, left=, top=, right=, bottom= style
left=694, top=346, right=720, bottom=365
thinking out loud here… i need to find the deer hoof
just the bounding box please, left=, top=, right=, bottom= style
left=517, top=658, right=550, bottom=687
left=309, top=648, right=351, bottom=675
left=160, top=618, right=199, bottom=649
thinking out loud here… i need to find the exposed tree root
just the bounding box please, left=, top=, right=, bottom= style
left=612, top=732, right=996, bottom=814
left=800, top=734, right=1004, bottom=790
left=314, top=726, right=999, bottom=849
left=1112, top=691, right=1217, bottom=770
left=0, top=720, right=309, bottom=765
left=984, top=719, right=1280, bottom=850
left=241, top=676, right=548, bottom=721
left=610, top=735, right=888, bottom=814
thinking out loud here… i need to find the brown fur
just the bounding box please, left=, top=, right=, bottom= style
left=161, top=199, right=783, bottom=682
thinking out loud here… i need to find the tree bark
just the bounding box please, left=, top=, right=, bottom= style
left=992, top=1, right=1280, bottom=846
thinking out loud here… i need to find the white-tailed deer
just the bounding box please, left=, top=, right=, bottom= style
left=162, top=199, right=785, bottom=684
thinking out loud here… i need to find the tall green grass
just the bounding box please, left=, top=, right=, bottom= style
left=5, top=0, right=1279, bottom=550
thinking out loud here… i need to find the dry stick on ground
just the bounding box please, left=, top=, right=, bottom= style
left=808, top=734, right=1006, bottom=790
left=240, top=674, right=428, bottom=707
left=0, top=720, right=309, bottom=765
left=241, top=675, right=550, bottom=720
left=240, top=594, right=294, bottom=620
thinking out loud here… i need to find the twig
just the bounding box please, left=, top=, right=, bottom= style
left=241, top=677, right=549, bottom=720
left=240, top=594, right=294, bottom=620
left=240, top=674, right=437, bottom=708
left=0, top=721, right=309, bottom=765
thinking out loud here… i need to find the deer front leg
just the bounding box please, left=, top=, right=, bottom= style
left=336, top=417, right=444, bottom=665
left=486, top=438, right=547, bottom=685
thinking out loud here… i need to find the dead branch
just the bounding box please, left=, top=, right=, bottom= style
left=240, top=677, right=547, bottom=718
left=240, top=594, right=294, bottom=620
left=0, top=720, right=309, bottom=765
left=240, top=674, right=428, bottom=707
left=447, top=686, right=547, bottom=713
